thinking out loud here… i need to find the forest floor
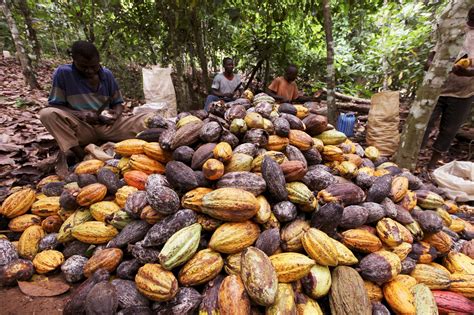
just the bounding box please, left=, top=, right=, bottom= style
left=0, top=56, right=473, bottom=313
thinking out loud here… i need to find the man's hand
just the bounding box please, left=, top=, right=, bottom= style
left=74, top=110, right=99, bottom=124
left=98, top=108, right=120, bottom=125
left=223, top=93, right=234, bottom=98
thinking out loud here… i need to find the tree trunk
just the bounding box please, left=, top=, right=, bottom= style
left=191, top=11, right=210, bottom=90
left=16, top=0, right=41, bottom=60
left=381, top=0, right=390, bottom=90
left=1, top=0, right=39, bottom=89
left=322, top=0, right=337, bottom=125
left=394, top=1, right=471, bottom=170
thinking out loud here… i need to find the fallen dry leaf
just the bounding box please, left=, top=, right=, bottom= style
left=18, top=275, right=70, bottom=297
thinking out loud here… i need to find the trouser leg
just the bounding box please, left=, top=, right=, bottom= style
left=39, top=106, right=98, bottom=152
left=204, top=95, right=221, bottom=111
left=421, top=98, right=445, bottom=149
left=432, top=96, right=473, bottom=153
left=95, top=112, right=152, bottom=143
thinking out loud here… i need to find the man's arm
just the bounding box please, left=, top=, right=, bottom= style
left=452, top=64, right=474, bottom=77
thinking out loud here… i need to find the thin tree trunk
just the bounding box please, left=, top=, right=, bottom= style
left=322, top=0, right=337, bottom=125
left=191, top=11, right=210, bottom=90
left=244, top=59, right=264, bottom=90
left=1, top=0, right=39, bottom=89
left=16, top=0, right=41, bottom=60
left=381, top=0, right=390, bottom=90
left=263, top=59, right=270, bottom=90
left=394, top=1, right=471, bottom=170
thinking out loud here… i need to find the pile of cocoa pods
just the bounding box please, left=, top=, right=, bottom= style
left=1, top=92, right=473, bottom=315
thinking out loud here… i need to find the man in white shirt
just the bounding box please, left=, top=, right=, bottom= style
left=204, top=57, right=242, bottom=111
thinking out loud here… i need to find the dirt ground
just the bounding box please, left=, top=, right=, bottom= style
left=0, top=286, right=68, bottom=315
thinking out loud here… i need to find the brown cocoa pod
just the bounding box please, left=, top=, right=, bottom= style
left=199, top=274, right=225, bottom=314
left=172, top=146, right=194, bottom=165
left=340, top=205, right=369, bottom=229
left=243, top=129, right=269, bottom=148
left=63, top=240, right=89, bottom=258
left=218, top=275, right=251, bottom=315
left=117, top=259, right=141, bottom=280
left=273, top=117, right=291, bottom=137
left=233, top=143, right=258, bottom=157
left=281, top=113, right=305, bottom=130
left=255, top=102, right=273, bottom=118
left=145, top=174, right=171, bottom=189
left=285, top=145, right=308, bottom=168
left=165, top=161, right=199, bottom=192
left=371, top=301, right=390, bottom=315
left=41, top=215, right=63, bottom=233
left=302, top=168, right=336, bottom=191
left=359, top=251, right=401, bottom=283
left=85, top=281, right=118, bottom=315
left=281, top=219, right=310, bottom=252
left=302, top=114, right=328, bottom=136
left=273, top=201, right=298, bottom=222
left=0, top=259, right=34, bottom=286
left=262, top=156, right=288, bottom=202
left=461, top=240, right=474, bottom=259
left=225, top=104, right=247, bottom=120
left=216, top=171, right=266, bottom=196
left=310, top=202, right=343, bottom=236
left=367, top=174, right=392, bottom=203
left=38, top=233, right=59, bottom=251
left=136, top=128, right=167, bottom=142
left=111, top=279, right=150, bottom=309
left=200, top=121, right=222, bottom=143
left=278, top=103, right=297, bottom=115
left=381, top=197, right=398, bottom=219
left=146, top=185, right=180, bottom=215
left=107, top=220, right=151, bottom=248
left=303, top=148, right=322, bottom=166
left=124, top=191, right=148, bottom=218
left=60, top=189, right=79, bottom=211
left=280, top=160, right=307, bottom=182
left=42, top=181, right=65, bottom=196
left=329, top=266, right=371, bottom=315
left=363, top=202, right=387, bottom=223
left=97, top=167, right=121, bottom=195
left=84, top=248, right=123, bottom=277
left=412, top=209, right=443, bottom=234
left=255, top=228, right=281, bottom=256
left=63, top=269, right=110, bottom=315
left=159, top=128, right=176, bottom=151
left=0, top=239, right=18, bottom=267
left=400, top=257, right=417, bottom=274
left=129, top=241, right=160, bottom=264
left=62, top=255, right=88, bottom=283
left=394, top=205, right=415, bottom=225
left=143, top=209, right=197, bottom=247
left=153, top=287, right=202, bottom=315
left=170, top=120, right=203, bottom=150
left=78, top=174, right=98, bottom=188
left=191, top=143, right=217, bottom=170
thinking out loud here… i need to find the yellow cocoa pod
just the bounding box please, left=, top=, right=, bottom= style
left=135, top=263, right=178, bottom=302
left=74, top=159, right=105, bottom=174
left=71, top=221, right=118, bottom=244
left=364, top=280, right=383, bottom=302
left=57, top=209, right=92, bottom=243
left=115, top=185, right=138, bottom=208
left=253, top=195, right=272, bottom=224
left=301, top=228, right=338, bottom=266
left=269, top=252, right=315, bottom=283
left=90, top=201, right=121, bottom=222
left=213, top=142, right=233, bottom=162
left=411, top=283, right=438, bottom=315
left=32, top=250, right=64, bottom=274
left=76, top=183, right=107, bottom=207
left=178, top=249, right=223, bottom=286
left=181, top=187, right=213, bottom=212
left=225, top=153, right=253, bottom=173
left=143, top=142, right=172, bottom=163
left=266, top=135, right=289, bottom=151
left=383, top=278, right=416, bottom=315
left=0, top=188, right=36, bottom=218
left=410, top=263, right=451, bottom=290
left=341, top=229, right=383, bottom=253
left=8, top=214, right=42, bottom=232
left=201, top=188, right=259, bottom=222
left=442, top=252, right=474, bottom=275
left=224, top=252, right=242, bottom=275
left=391, top=176, right=409, bottom=202
left=129, top=154, right=165, bottom=174
left=209, top=221, right=260, bottom=254
left=18, top=225, right=45, bottom=260
left=376, top=218, right=403, bottom=247
left=115, top=139, right=147, bottom=156
left=83, top=248, right=123, bottom=277
left=30, top=196, right=61, bottom=217
left=449, top=273, right=474, bottom=298
left=331, top=238, right=358, bottom=265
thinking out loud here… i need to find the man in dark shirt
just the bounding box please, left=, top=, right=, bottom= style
left=40, top=41, right=149, bottom=173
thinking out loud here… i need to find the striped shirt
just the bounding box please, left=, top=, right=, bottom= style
left=48, top=64, right=123, bottom=110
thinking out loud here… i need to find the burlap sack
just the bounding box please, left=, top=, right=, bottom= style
left=432, top=161, right=474, bottom=202
left=366, top=91, right=400, bottom=156
left=142, top=66, right=177, bottom=118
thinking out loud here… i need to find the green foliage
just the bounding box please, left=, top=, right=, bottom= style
left=2, top=0, right=448, bottom=101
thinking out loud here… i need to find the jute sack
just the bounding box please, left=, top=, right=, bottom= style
left=366, top=91, right=400, bottom=156
left=142, top=66, right=177, bottom=118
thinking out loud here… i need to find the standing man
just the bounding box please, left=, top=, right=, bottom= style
left=267, top=64, right=312, bottom=103
left=40, top=41, right=150, bottom=175
left=204, top=57, right=242, bottom=111
left=422, top=7, right=474, bottom=170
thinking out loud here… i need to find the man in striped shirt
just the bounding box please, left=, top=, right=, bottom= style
left=40, top=41, right=149, bottom=172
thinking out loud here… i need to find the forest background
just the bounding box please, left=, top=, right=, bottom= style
left=0, top=0, right=448, bottom=111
